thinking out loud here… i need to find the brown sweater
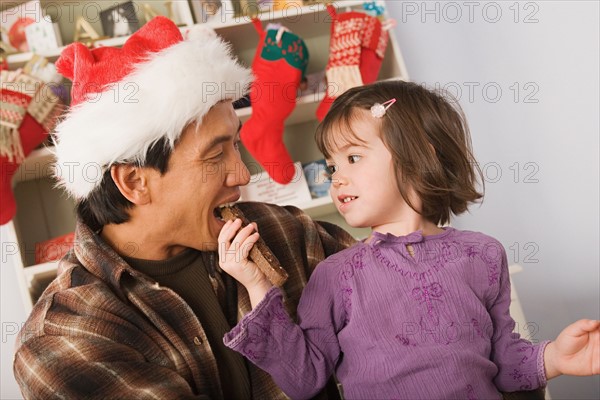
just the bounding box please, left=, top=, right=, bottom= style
left=123, top=249, right=250, bottom=399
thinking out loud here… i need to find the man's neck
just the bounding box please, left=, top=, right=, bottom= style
left=101, top=222, right=188, bottom=261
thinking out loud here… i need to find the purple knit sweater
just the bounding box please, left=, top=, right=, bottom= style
left=224, top=228, right=549, bottom=399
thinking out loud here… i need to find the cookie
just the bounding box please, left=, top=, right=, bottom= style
left=220, top=205, right=289, bottom=287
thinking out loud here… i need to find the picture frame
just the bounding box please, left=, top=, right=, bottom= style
left=240, top=162, right=312, bottom=207
left=302, top=159, right=331, bottom=199
left=99, top=1, right=140, bottom=38
left=0, top=0, right=43, bottom=53
left=24, top=16, right=63, bottom=53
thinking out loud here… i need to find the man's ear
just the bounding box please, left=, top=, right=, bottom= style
left=110, top=164, right=151, bottom=205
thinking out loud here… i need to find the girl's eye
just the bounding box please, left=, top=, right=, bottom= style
left=348, top=155, right=361, bottom=164
left=325, top=164, right=337, bottom=177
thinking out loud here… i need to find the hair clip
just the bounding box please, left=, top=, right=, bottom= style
left=370, top=98, right=396, bottom=118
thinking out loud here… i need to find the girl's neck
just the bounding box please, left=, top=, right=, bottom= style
left=371, top=219, right=445, bottom=238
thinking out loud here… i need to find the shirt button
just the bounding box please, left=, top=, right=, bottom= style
left=194, top=336, right=202, bottom=346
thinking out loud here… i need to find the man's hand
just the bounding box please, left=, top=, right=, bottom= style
left=544, top=319, right=600, bottom=379
left=218, top=218, right=272, bottom=308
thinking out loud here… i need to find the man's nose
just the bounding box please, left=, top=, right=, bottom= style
left=225, top=153, right=250, bottom=187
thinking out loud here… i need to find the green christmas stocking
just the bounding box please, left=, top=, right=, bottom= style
left=240, top=19, right=309, bottom=184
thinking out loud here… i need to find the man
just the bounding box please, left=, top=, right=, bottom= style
left=13, top=17, right=353, bottom=399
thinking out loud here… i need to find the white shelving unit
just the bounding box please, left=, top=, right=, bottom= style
left=5, top=0, right=409, bottom=312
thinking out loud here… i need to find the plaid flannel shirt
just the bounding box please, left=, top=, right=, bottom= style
left=13, top=202, right=354, bottom=400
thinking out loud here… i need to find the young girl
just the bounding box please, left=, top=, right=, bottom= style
left=218, top=80, right=599, bottom=399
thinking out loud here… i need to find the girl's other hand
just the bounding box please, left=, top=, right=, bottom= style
left=544, top=319, right=600, bottom=379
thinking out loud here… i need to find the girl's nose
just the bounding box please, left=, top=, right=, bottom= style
left=331, top=172, right=347, bottom=188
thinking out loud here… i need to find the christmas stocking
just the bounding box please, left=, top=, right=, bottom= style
left=1, top=71, right=63, bottom=225
left=316, top=5, right=389, bottom=121
left=240, top=19, right=309, bottom=184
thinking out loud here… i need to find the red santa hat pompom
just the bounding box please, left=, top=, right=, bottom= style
left=52, top=16, right=252, bottom=200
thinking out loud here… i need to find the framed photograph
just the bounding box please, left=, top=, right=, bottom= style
left=0, top=0, right=43, bottom=52
left=100, top=1, right=140, bottom=38
left=240, top=162, right=312, bottom=207
left=25, top=16, right=63, bottom=53
left=302, top=159, right=331, bottom=199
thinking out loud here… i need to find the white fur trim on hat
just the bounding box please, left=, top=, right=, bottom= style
left=53, top=27, right=252, bottom=200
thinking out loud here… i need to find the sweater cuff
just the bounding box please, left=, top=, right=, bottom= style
left=223, top=286, right=282, bottom=350
left=537, top=340, right=551, bottom=387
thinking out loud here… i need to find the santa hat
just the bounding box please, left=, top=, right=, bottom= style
left=53, top=16, right=252, bottom=200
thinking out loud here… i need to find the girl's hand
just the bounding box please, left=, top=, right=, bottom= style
left=218, top=218, right=272, bottom=308
left=544, top=319, right=600, bottom=379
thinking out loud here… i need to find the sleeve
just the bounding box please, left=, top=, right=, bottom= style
left=13, top=335, right=210, bottom=400
left=13, top=265, right=216, bottom=400
left=224, top=259, right=345, bottom=400
left=488, top=246, right=550, bottom=392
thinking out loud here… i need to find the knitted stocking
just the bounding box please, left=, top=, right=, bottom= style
left=240, top=19, right=308, bottom=184
left=316, top=5, right=389, bottom=121
left=1, top=73, right=62, bottom=225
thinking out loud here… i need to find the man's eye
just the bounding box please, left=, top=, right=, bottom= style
left=348, top=155, right=361, bottom=164
left=234, top=139, right=241, bottom=151
left=207, top=152, right=224, bottom=161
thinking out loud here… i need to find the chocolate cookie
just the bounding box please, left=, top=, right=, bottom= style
left=220, top=205, right=289, bottom=286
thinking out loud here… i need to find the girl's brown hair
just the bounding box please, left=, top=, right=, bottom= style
left=315, top=80, right=483, bottom=226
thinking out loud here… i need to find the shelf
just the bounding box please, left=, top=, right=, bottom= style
left=5, top=25, right=190, bottom=68
left=29, top=263, right=60, bottom=303
left=4, top=47, right=64, bottom=66
left=236, top=90, right=325, bottom=125
left=5, top=1, right=365, bottom=69
left=299, top=195, right=335, bottom=218
left=508, top=264, right=523, bottom=275
left=207, top=1, right=364, bottom=30
left=23, top=261, right=60, bottom=286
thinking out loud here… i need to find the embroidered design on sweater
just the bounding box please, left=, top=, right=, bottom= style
left=464, top=242, right=480, bottom=261
left=340, top=287, right=353, bottom=324
left=352, top=247, right=366, bottom=269
left=480, top=241, right=503, bottom=286
left=509, top=368, right=534, bottom=390
left=394, top=334, right=417, bottom=347
left=466, top=384, right=477, bottom=400
left=338, top=247, right=366, bottom=323
left=518, top=345, right=535, bottom=365
left=413, top=282, right=443, bottom=326
left=372, top=247, right=445, bottom=282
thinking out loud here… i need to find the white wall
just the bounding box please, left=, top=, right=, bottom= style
left=1, top=224, right=27, bottom=400
left=388, top=1, right=599, bottom=398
